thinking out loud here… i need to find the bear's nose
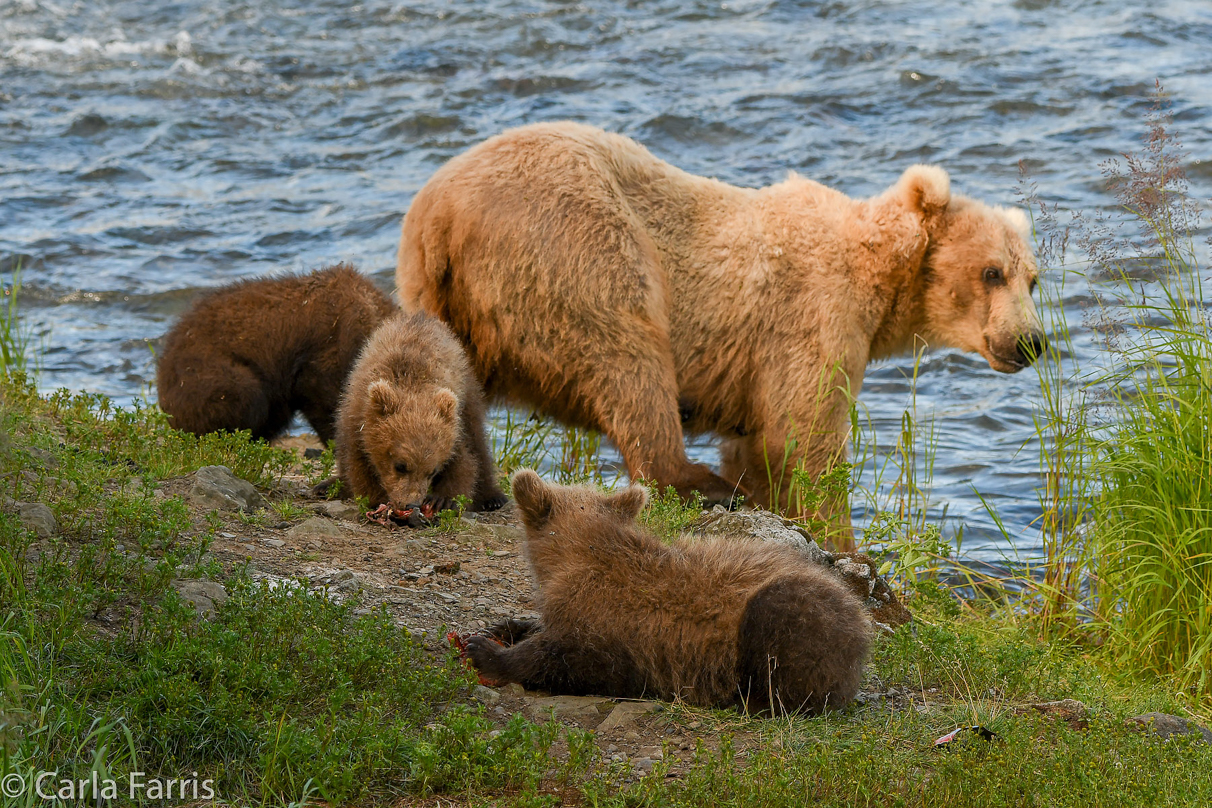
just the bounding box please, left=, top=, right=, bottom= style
left=1015, top=332, right=1048, bottom=365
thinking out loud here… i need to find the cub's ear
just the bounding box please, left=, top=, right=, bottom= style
left=894, top=164, right=951, bottom=218
left=433, top=387, right=459, bottom=421
left=996, top=205, right=1031, bottom=239
left=511, top=469, right=554, bottom=527
left=606, top=485, right=648, bottom=521
left=367, top=380, right=399, bottom=415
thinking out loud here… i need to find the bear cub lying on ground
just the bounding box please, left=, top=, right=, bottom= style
left=465, top=470, right=871, bottom=714
left=336, top=310, right=507, bottom=514
left=157, top=264, right=395, bottom=445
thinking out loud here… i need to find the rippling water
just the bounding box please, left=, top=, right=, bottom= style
left=3, top=0, right=1210, bottom=559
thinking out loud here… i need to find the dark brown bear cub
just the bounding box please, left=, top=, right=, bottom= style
left=464, top=470, right=871, bottom=714
left=156, top=264, right=395, bottom=445
left=335, top=310, right=507, bottom=513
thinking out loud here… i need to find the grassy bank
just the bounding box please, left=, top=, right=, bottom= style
left=2, top=373, right=1212, bottom=807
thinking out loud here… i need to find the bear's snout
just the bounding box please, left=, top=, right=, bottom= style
left=1014, top=331, right=1048, bottom=367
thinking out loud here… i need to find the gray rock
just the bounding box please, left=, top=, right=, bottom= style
left=692, top=508, right=912, bottom=627
left=17, top=502, right=57, bottom=537
left=632, top=757, right=656, bottom=773
left=525, top=695, right=614, bottom=721
left=288, top=517, right=343, bottom=541
left=312, top=500, right=362, bottom=521
left=264, top=538, right=285, bottom=548
left=597, top=701, right=661, bottom=733
left=693, top=507, right=833, bottom=566
left=473, top=685, right=501, bottom=705
left=171, top=579, right=228, bottom=617
left=187, top=466, right=262, bottom=512
left=502, top=683, right=525, bottom=697
left=1128, top=713, right=1212, bottom=744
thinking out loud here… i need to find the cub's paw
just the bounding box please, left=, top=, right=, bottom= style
left=423, top=495, right=456, bottom=514
left=463, top=634, right=509, bottom=679
left=475, top=490, right=509, bottom=512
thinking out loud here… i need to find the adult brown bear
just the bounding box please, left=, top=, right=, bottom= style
left=396, top=122, right=1044, bottom=542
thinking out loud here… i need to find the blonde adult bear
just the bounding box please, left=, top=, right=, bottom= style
left=396, top=122, right=1045, bottom=540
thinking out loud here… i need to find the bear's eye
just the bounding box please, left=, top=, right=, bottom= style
left=394, top=461, right=411, bottom=475
left=983, top=266, right=1004, bottom=284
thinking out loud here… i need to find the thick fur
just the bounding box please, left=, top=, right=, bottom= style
left=464, top=470, right=871, bottom=714
left=157, top=264, right=395, bottom=444
left=335, top=310, right=507, bottom=512
left=396, top=122, right=1046, bottom=536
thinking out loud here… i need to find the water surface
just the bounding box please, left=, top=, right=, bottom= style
left=3, top=0, right=1210, bottom=560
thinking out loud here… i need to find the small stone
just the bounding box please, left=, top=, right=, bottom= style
left=264, top=539, right=285, bottom=548
left=288, top=517, right=343, bottom=541
left=218, top=532, right=236, bottom=538
left=473, top=685, right=501, bottom=705
left=503, top=683, right=525, bottom=697
left=303, top=447, right=323, bottom=459
left=16, top=502, right=57, bottom=537
left=489, top=550, right=513, bottom=558
left=187, top=466, right=263, bottom=512
left=632, top=757, right=656, bottom=773
left=637, top=746, right=663, bottom=760
left=171, top=579, right=228, bottom=617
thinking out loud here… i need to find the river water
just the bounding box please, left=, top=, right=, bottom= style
left=2, top=0, right=1210, bottom=560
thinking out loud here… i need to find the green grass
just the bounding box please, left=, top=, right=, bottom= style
left=3, top=371, right=1212, bottom=806
left=1017, top=88, right=1212, bottom=705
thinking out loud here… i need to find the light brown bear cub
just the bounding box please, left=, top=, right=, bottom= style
left=336, top=311, right=507, bottom=514
left=464, top=470, right=871, bottom=714
left=157, top=264, right=395, bottom=444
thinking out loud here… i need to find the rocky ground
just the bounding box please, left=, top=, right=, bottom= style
left=88, top=433, right=924, bottom=778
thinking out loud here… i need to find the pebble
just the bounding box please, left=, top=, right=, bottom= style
left=264, top=539, right=285, bottom=548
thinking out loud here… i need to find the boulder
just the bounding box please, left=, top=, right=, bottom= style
left=171, top=579, right=229, bottom=617
left=187, top=466, right=262, bottom=512
left=1128, top=713, right=1212, bottom=744
left=3, top=499, right=58, bottom=537
left=691, top=507, right=911, bottom=627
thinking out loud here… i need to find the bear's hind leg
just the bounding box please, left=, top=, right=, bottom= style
left=736, top=573, right=870, bottom=715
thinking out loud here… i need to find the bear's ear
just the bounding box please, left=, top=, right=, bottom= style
left=511, top=469, right=554, bottom=527
left=367, top=380, right=399, bottom=415
left=606, top=485, right=648, bottom=521
left=895, top=164, right=951, bottom=218
left=433, top=388, right=459, bottom=421
left=997, top=205, right=1031, bottom=239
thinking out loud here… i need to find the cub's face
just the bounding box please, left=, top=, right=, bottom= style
left=363, top=381, right=460, bottom=509
left=924, top=203, right=1046, bottom=373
